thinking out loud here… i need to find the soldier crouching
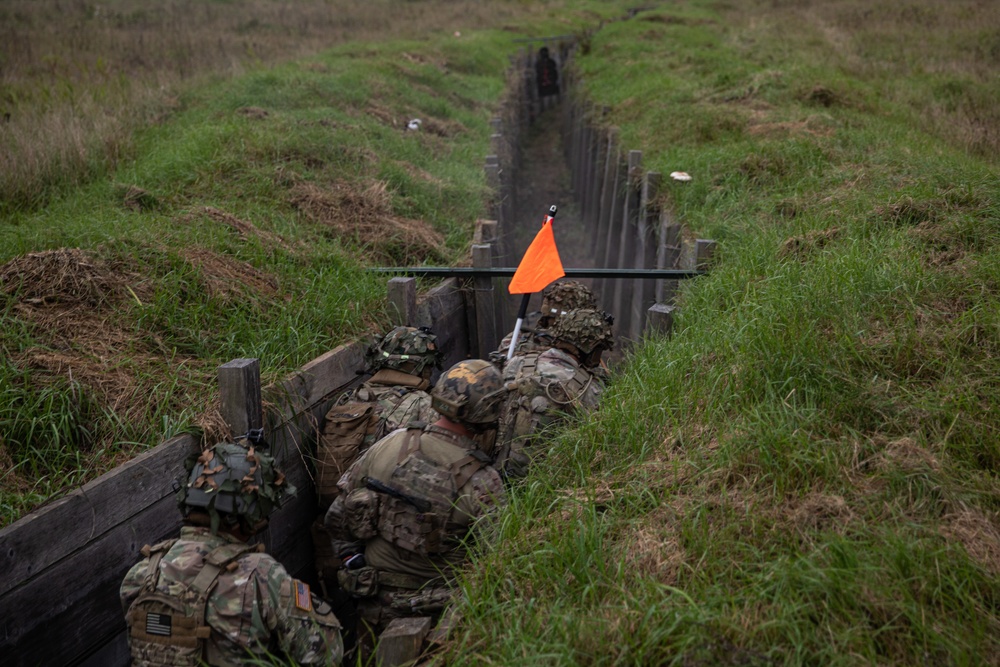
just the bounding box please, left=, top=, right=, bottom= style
left=324, top=359, right=508, bottom=658
left=120, top=436, right=344, bottom=667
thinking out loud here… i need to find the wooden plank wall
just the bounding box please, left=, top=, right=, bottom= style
left=0, top=279, right=469, bottom=667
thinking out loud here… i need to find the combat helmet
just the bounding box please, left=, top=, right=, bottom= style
left=366, top=326, right=443, bottom=377
left=177, top=433, right=295, bottom=534
left=430, top=359, right=507, bottom=431
left=549, top=308, right=615, bottom=362
left=539, top=281, right=598, bottom=326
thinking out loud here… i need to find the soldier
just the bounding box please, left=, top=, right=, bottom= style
left=120, top=436, right=344, bottom=667
left=324, top=359, right=508, bottom=655
left=494, top=280, right=598, bottom=363
left=312, top=326, right=443, bottom=599
left=494, top=308, right=614, bottom=481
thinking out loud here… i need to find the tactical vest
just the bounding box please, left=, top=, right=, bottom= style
left=499, top=352, right=596, bottom=441
left=372, top=428, right=490, bottom=555
left=316, top=370, right=431, bottom=508
left=125, top=539, right=258, bottom=667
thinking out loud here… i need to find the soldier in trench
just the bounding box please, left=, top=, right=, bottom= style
left=493, top=279, right=599, bottom=365
left=120, top=438, right=344, bottom=667
left=311, top=326, right=443, bottom=605
left=324, top=359, right=508, bottom=659
left=494, top=308, right=615, bottom=481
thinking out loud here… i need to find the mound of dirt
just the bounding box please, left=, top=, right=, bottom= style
left=0, top=248, right=146, bottom=307
left=289, top=180, right=448, bottom=265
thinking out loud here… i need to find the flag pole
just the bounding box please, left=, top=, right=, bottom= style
left=507, top=205, right=558, bottom=360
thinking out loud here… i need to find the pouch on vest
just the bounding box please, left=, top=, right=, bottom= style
left=337, top=565, right=378, bottom=598
left=344, top=487, right=380, bottom=540
left=377, top=495, right=447, bottom=555
left=317, top=402, right=376, bottom=507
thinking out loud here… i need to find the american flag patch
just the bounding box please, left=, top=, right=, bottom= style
left=294, top=580, right=312, bottom=612
left=146, top=612, right=172, bottom=637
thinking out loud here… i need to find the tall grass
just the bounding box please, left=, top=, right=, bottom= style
left=0, top=0, right=575, bottom=212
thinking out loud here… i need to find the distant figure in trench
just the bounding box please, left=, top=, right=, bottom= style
left=494, top=308, right=615, bottom=481
left=324, top=359, right=507, bottom=659
left=536, top=45, right=560, bottom=110
left=120, top=438, right=344, bottom=667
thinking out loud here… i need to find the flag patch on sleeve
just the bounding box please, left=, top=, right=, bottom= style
left=294, top=580, right=312, bottom=612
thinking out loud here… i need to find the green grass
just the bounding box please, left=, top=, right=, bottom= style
left=444, top=1, right=1000, bottom=665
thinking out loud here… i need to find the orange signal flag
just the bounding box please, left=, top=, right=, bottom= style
left=508, top=219, right=565, bottom=294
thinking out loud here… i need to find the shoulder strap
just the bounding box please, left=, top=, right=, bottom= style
left=450, top=450, right=490, bottom=490
left=396, top=426, right=424, bottom=465
left=138, top=539, right=177, bottom=595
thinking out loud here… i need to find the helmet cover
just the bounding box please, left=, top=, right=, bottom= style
left=177, top=441, right=295, bottom=533
left=540, top=281, right=597, bottom=323
left=366, top=326, right=442, bottom=375
left=430, top=359, right=507, bottom=427
left=548, top=308, right=615, bottom=355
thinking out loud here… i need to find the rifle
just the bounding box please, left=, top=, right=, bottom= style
left=364, top=476, right=433, bottom=513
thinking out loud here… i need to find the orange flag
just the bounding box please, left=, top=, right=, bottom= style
left=508, top=219, right=565, bottom=294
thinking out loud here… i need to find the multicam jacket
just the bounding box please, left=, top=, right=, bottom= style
left=120, top=526, right=343, bottom=667
left=324, top=424, right=506, bottom=585
left=494, top=347, right=604, bottom=480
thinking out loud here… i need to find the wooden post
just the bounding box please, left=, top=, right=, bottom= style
left=218, top=358, right=262, bottom=438
left=631, top=171, right=662, bottom=339
left=484, top=156, right=501, bottom=224
left=612, top=150, right=643, bottom=340
left=646, top=303, right=676, bottom=337
left=387, top=277, right=417, bottom=327
left=696, top=239, right=718, bottom=269
left=587, top=124, right=608, bottom=239
left=656, top=215, right=683, bottom=304
left=472, top=244, right=498, bottom=357
left=376, top=616, right=433, bottom=667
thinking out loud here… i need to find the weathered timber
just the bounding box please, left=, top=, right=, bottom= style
left=376, top=616, right=433, bottom=667
left=219, top=358, right=262, bottom=438
left=388, top=277, right=418, bottom=327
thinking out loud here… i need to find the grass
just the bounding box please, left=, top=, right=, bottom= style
left=441, top=1, right=1000, bottom=665
left=0, top=2, right=623, bottom=526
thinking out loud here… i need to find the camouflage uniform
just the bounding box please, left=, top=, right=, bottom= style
left=494, top=347, right=604, bottom=479
left=494, top=308, right=614, bottom=480
left=494, top=280, right=598, bottom=363
left=121, top=526, right=344, bottom=667
left=120, top=440, right=344, bottom=667
left=313, top=328, right=442, bottom=591
left=324, top=360, right=507, bottom=643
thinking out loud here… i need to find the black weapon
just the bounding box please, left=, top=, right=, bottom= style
left=364, top=477, right=433, bottom=513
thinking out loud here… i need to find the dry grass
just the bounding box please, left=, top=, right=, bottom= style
left=289, top=180, right=448, bottom=265
left=0, top=0, right=545, bottom=208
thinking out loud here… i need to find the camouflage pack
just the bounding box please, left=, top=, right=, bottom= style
left=366, top=326, right=442, bottom=375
